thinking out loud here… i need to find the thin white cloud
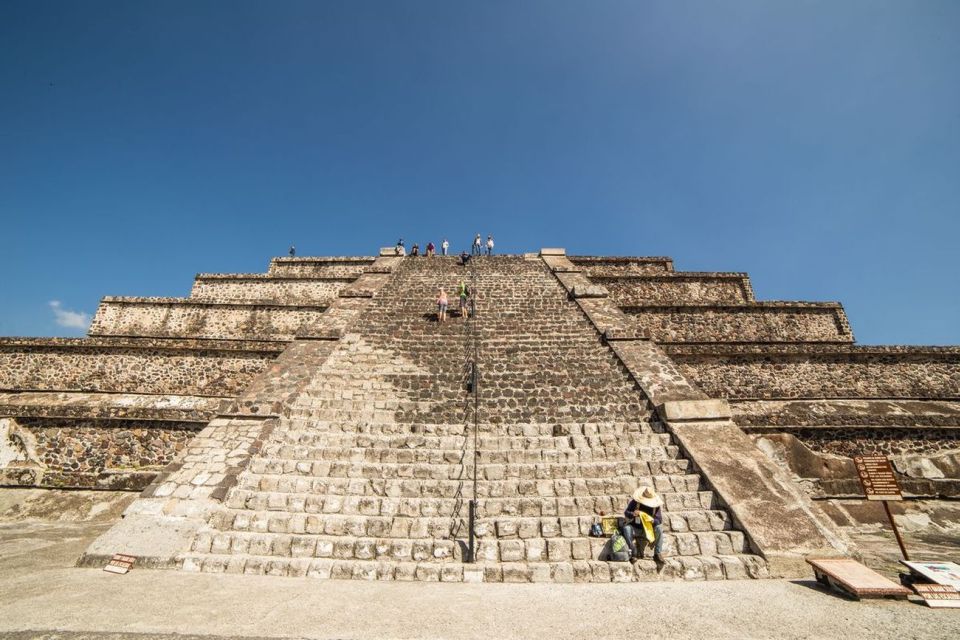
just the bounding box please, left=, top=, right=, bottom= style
left=49, top=300, right=91, bottom=330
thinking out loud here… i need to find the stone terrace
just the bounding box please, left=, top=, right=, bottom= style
left=0, top=256, right=375, bottom=490
left=575, top=257, right=960, bottom=502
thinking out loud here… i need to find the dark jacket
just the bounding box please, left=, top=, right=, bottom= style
left=625, top=499, right=662, bottom=526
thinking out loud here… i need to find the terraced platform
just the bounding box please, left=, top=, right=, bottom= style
left=164, top=256, right=769, bottom=581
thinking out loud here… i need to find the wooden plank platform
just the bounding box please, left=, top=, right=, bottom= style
left=806, top=557, right=911, bottom=600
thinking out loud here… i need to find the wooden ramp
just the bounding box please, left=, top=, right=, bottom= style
left=806, top=558, right=911, bottom=600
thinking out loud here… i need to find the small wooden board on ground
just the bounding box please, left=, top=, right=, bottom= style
left=806, top=557, right=911, bottom=600
left=912, top=584, right=960, bottom=608
left=103, top=553, right=137, bottom=574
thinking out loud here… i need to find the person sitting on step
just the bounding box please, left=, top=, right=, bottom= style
left=410, top=243, right=420, bottom=257
left=621, top=486, right=664, bottom=565
left=426, top=241, right=435, bottom=257
left=437, top=288, right=449, bottom=323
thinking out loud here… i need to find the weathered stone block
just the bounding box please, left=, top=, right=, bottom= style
left=661, top=400, right=732, bottom=422
left=547, top=539, right=571, bottom=561
left=499, top=540, right=524, bottom=562
left=415, top=564, right=441, bottom=582
left=502, top=563, right=532, bottom=583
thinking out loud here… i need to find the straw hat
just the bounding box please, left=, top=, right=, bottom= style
left=632, top=486, right=663, bottom=508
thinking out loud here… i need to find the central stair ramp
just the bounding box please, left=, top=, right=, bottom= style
left=180, top=255, right=768, bottom=582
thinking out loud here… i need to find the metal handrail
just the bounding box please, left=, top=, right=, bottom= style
left=466, top=254, right=480, bottom=563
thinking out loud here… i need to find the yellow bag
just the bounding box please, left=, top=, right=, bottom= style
left=638, top=512, right=655, bottom=543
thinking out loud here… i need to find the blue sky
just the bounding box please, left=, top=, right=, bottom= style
left=2, top=1, right=958, bottom=344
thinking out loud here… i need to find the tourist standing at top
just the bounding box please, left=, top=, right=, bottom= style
left=472, top=234, right=482, bottom=256
left=486, top=235, right=494, bottom=256
left=288, top=245, right=296, bottom=257
left=395, top=238, right=406, bottom=256
left=441, top=238, right=449, bottom=256
left=426, top=241, right=435, bottom=257
left=410, top=243, right=420, bottom=257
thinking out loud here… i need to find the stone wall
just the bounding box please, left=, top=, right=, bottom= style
left=568, top=256, right=673, bottom=277
left=624, top=303, right=852, bottom=344
left=268, top=257, right=374, bottom=278
left=0, top=338, right=281, bottom=397
left=748, top=426, right=960, bottom=458
left=190, top=274, right=354, bottom=305
left=598, top=274, right=753, bottom=306
left=668, top=345, right=960, bottom=399
left=748, top=430, right=960, bottom=499
left=89, top=297, right=329, bottom=341
left=1, top=416, right=200, bottom=490
left=731, top=399, right=960, bottom=428
left=0, top=391, right=225, bottom=423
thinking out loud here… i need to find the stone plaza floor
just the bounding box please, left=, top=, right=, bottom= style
left=1, top=491, right=958, bottom=640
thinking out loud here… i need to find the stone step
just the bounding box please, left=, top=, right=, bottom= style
left=235, top=477, right=713, bottom=505
left=276, top=421, right=660, bottom=438
left=290, top=398, right=647, bottom=415
left=246, top=455, right=683, bottom=480
left=188, top=529, right=749, bottom=562
left=224, top=489, right=709, bottom=517
left=210, top=509, right=733, bottom=537
left=290, top=407, right=651, bottom=424
left=180, top=553, right=768, bottom=583
left=270, top=430, right=669, bottom=450
left=258, top=442, right=675, bottom=464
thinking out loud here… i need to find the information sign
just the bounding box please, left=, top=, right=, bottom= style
left=853, top=455, right=902, bottom=501
left=902, top=561, right=960, bottom=590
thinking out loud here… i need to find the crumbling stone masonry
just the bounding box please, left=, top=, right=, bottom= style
left=2, top=247, right=957, bottom=583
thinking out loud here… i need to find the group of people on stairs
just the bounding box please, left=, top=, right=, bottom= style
left=436, top=280, right=473, bottom=323
left=394, top=234, right=494, bottom=257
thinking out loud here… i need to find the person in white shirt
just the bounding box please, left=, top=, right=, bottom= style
left=485, top=235, right=494, bottom=256
left=441, top=238, right=449, bottom=256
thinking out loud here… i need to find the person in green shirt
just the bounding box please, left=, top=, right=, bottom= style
left=457, top=281, right=470, bottom=320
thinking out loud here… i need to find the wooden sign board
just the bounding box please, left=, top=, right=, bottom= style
left=806, top=557, right=911, bottom=600
left=103, top=553, right=136, bottom=574
left=902, top=560, right=960, bottom=590
left=853, top=455, right=902, bottom=501
left=913, top=584, right=960, bottom=608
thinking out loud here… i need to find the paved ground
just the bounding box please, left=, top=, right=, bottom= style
left=0, top=490, right=958, bottom=640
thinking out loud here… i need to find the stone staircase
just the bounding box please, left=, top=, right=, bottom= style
left=179, top=255, right=768, bottom=581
